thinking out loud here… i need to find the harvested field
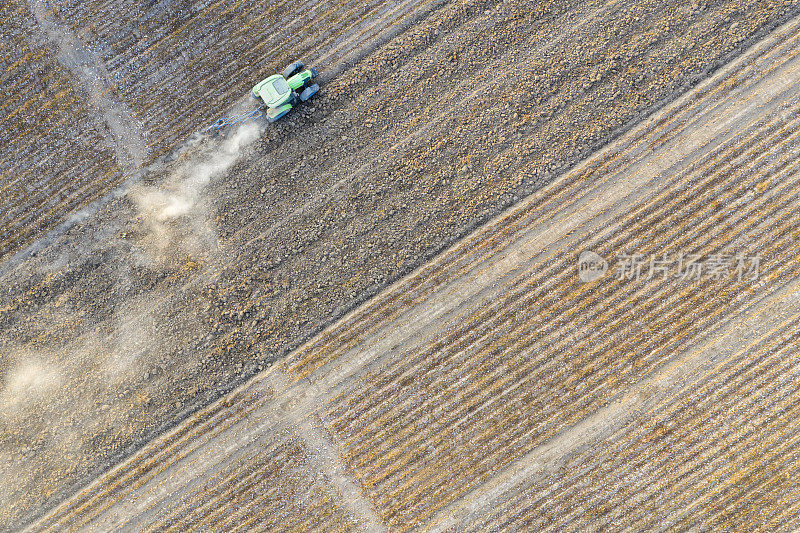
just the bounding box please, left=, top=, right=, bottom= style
left=24, top=12, right=800, bottom=531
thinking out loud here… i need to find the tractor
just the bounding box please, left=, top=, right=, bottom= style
left=252, top=61, right=319, bottom=122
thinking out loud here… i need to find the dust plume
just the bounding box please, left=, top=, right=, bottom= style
left=0, top=121, right=262, bottom=527
left=130, top=123, right=261, bottom=265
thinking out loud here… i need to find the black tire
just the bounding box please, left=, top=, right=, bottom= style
left=282, top=61, right=304, bottom=79
left=299, top=84, right=319, bottom=102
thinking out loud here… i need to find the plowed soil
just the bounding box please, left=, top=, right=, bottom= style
left=3, top=0, right=800, bottom=530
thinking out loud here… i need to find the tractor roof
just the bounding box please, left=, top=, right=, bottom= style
left=257, top=74, right=291, bottom=107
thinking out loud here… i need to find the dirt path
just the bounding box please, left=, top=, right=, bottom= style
left=28, top=12, right=800, bottom=531
left=26, top=0, right=148, bottom=173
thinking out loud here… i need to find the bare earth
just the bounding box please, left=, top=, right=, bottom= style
left=25, top=14, right=800, bottom=531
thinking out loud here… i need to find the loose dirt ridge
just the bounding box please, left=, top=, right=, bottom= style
left=28, top=14, right=800, bottom=531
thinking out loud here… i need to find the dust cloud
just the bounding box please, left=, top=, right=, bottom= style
left=130, top=123, right=260, bottom=265
left=0, top=122, right=262, bottom=526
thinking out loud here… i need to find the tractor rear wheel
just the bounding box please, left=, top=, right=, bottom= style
left=300, top=84, right=319, bottom=102
left=267, top=104, right=292, bottom=122
left=282, top=61, right=304, bottom=79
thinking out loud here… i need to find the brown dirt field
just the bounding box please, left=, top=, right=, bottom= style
left=24, top=12, right=800, bottom=531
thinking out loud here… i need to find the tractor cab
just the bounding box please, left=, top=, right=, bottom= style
left=255, top=74, right=293, bottom=108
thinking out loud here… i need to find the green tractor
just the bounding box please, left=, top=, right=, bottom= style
left=252, top=61, right=319, bottom=122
